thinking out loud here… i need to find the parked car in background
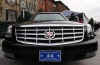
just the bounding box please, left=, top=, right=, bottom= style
left=2, top=12, right=98, bottom=64
left=62, top=11, right=97, bottom=32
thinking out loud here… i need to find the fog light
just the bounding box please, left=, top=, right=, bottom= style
left=85, top=52, right=96, bottom=58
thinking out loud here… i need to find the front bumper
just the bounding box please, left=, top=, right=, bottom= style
left=2, top=38, right=98, bottom=63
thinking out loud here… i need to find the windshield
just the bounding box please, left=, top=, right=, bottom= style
left=34, top=13, right=66, bottom=21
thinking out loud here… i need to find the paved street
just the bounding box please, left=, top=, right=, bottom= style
left=0, top=29, right=100, bottom=65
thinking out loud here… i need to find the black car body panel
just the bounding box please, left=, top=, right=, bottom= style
left=2, top=38, right=97, bottom=63
left=2, top=12, right=98, bottom=64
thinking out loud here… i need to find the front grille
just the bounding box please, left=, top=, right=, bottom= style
left=15, top=24, right=84, bottom=46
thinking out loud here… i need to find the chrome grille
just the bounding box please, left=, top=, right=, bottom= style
left=15, top=24, right=84, bottom=46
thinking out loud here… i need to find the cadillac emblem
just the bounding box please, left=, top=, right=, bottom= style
left=45, top=31, right=55, bottom=39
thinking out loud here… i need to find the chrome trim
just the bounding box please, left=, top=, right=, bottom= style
left=62, top=27, right=64, bottom=42
left=16, top=29, right=83, bottom=31
left=18, top=24, right=83, bottom=27
left=15, top=24, right=84, bottom=46
left=16, top=32, right=83, bottom=36
left=36, top=27, right=38, bottom=44
left=16, top=40, right=83, bottom=46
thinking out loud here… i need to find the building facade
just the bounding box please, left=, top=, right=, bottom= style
left=37, top=0, right=57, bottom=12
left=0, top=0, right=70, bottom=22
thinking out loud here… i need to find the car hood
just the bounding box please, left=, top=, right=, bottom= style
left=16, top=21, right=84, bottom=26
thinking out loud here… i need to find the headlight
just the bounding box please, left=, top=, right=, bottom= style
left=84, top=24, right=95, bottom=40
left=86, top=24, right=92, bottom=33
left=5, top=25, right=13, bottom=38
left=7, top=25, right=12, bottom=33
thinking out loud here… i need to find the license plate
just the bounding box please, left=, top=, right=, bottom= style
left=39, top=50, right=61, bottom=62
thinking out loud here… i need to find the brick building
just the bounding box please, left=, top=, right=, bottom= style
left=37, top=0, right=57, bottom=12
left=0, top=0, right=39, bottom=22
left=37, top=0, right=70, bottom=12
left=0, top=0, right=70, bottom=22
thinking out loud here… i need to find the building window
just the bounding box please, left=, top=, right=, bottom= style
left=5, top=0, right=16, bottom=6
left=0, top=0, right=3, bottom=5
left=6, top=9, right=17, bottom=22
left=0, top=7, right=2, bottom=17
